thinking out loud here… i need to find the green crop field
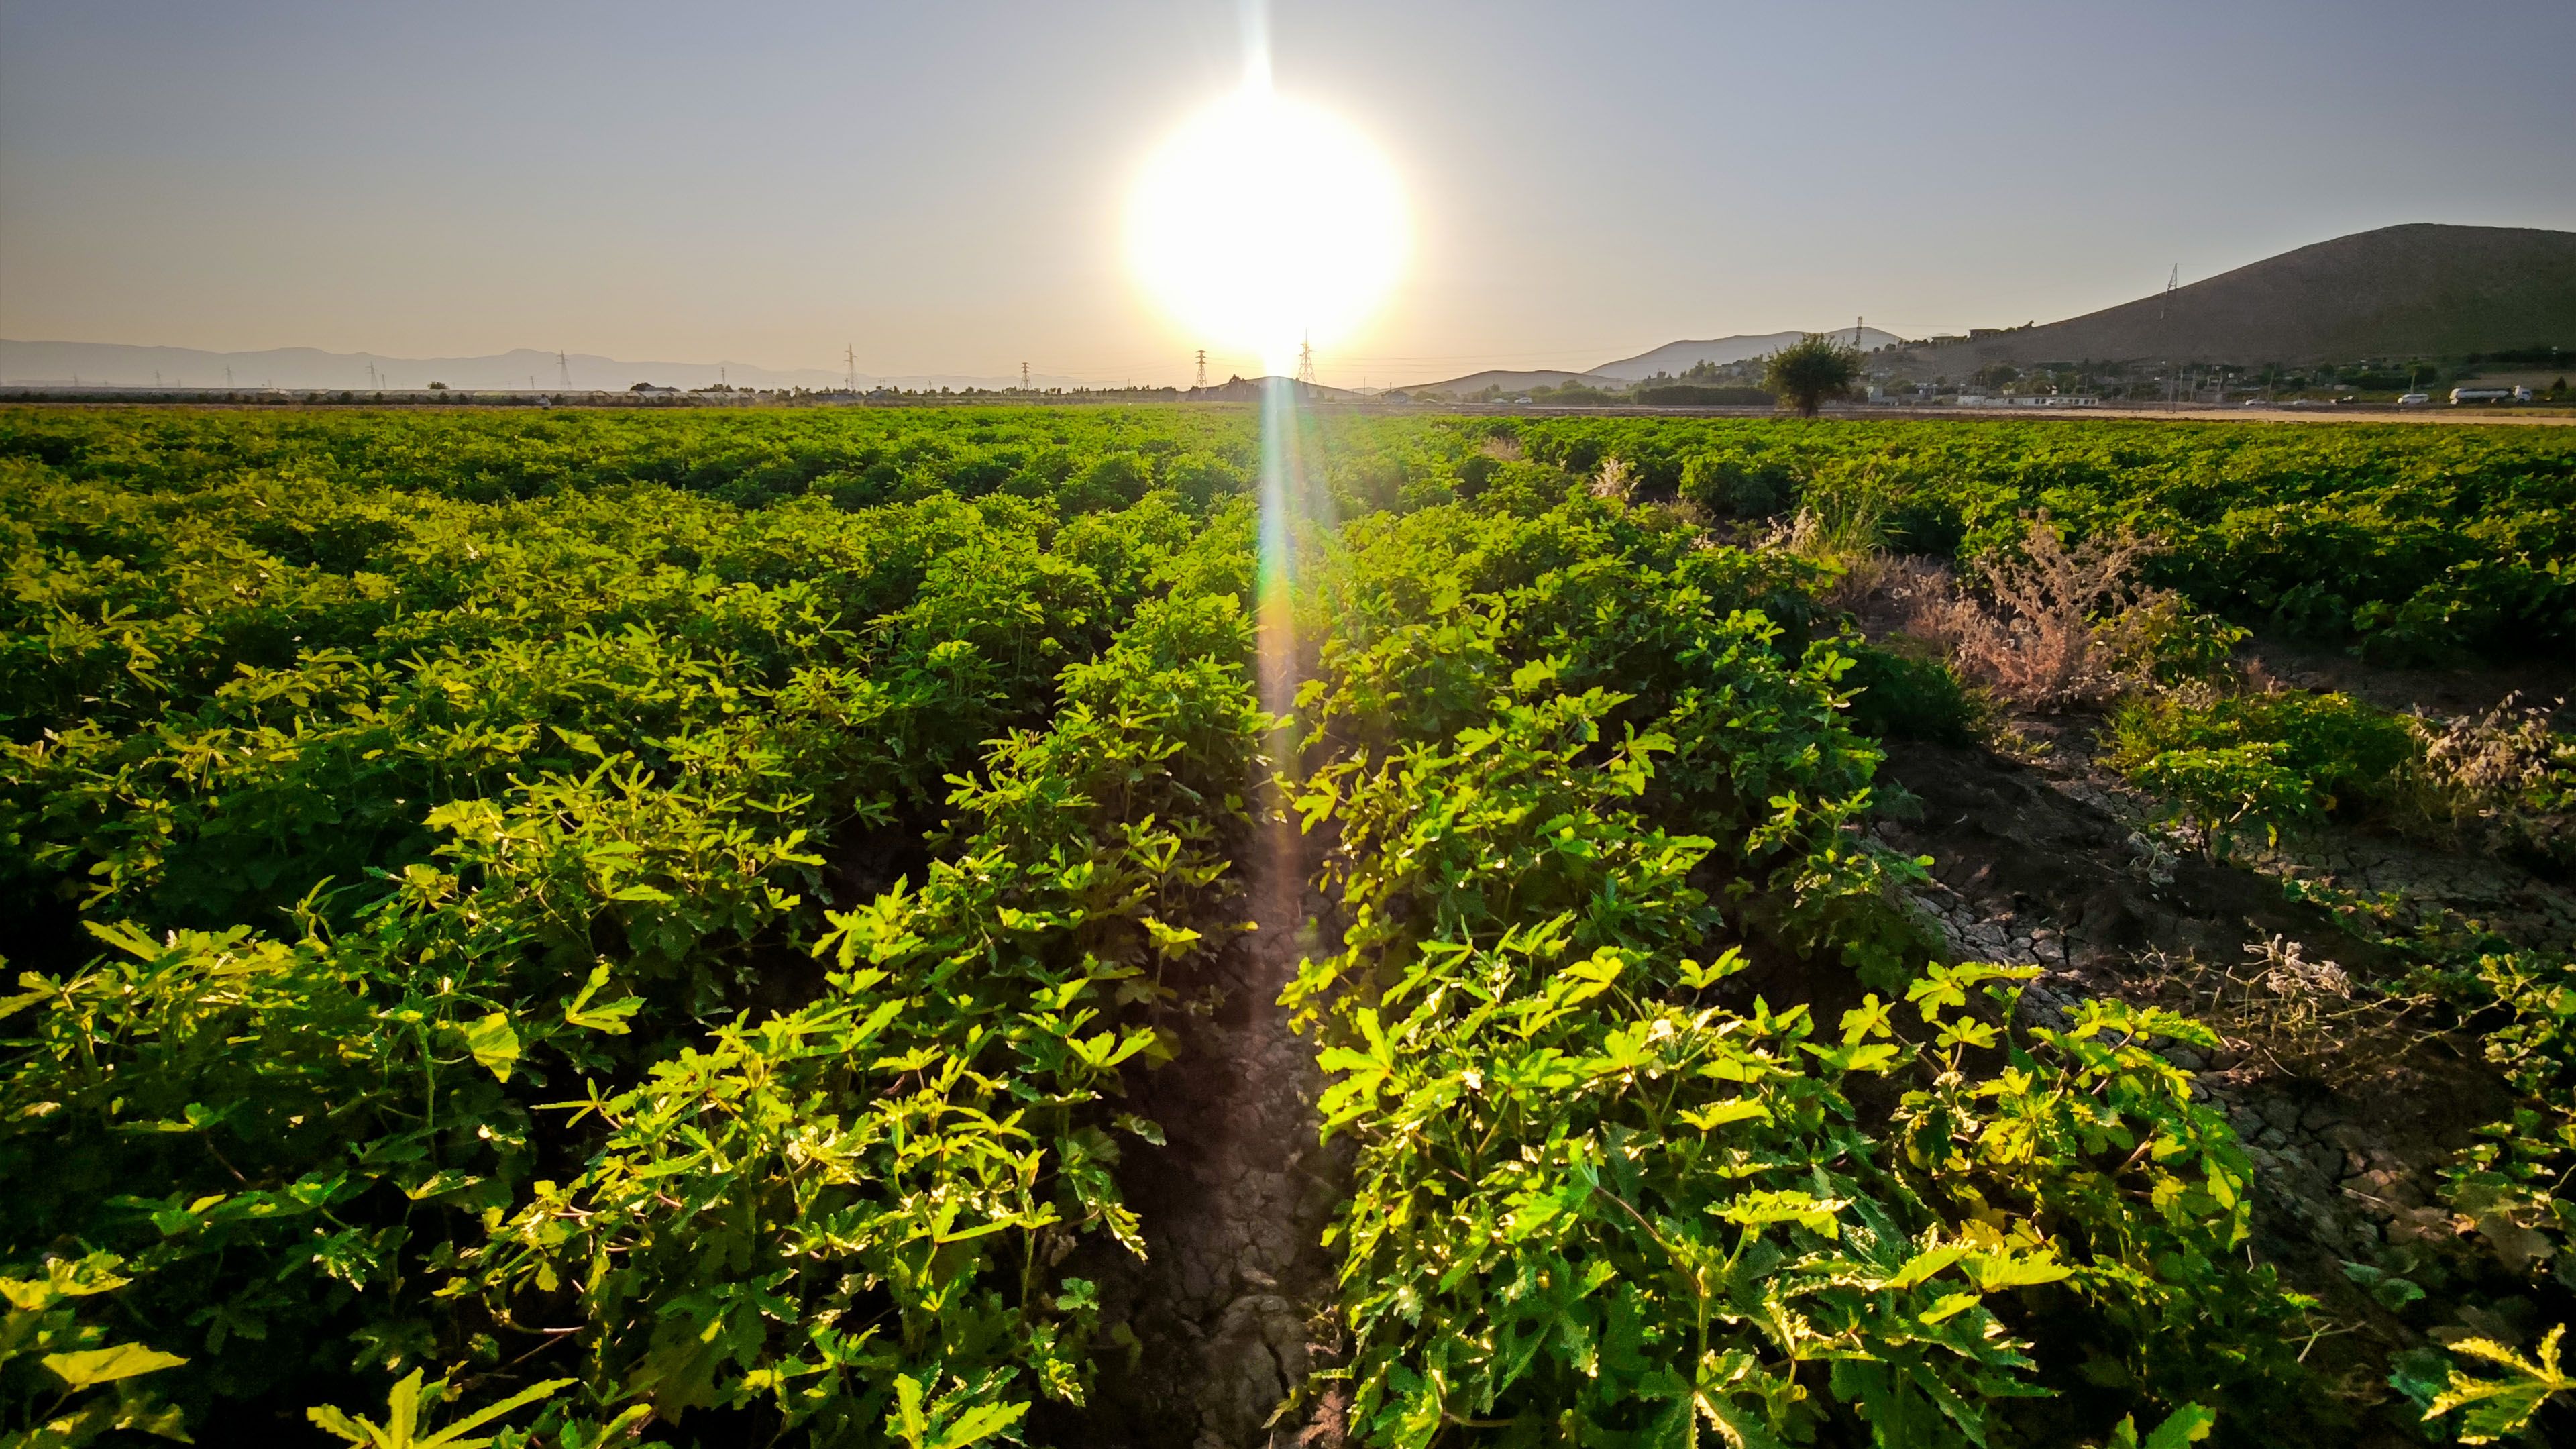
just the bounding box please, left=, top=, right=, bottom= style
left=6, top=405, right=2576, bottom=1448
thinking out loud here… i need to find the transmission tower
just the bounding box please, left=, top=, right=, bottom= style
left=2161, top=264, right=2178, bottom=319
left=556, top=352, right=572, bottom=390
left=1295, top=335, right=1314, bottom=386
left=1021, top=361, right=1030, bottom=391
left=1852, top=315, right=1865, bottom=350
left=845, top=344, right=858, bottom=393
left=1194, top=349, right=1207, bottom=390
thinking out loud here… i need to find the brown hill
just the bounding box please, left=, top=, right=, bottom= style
left=1901, top=223, right=2576, bottom=369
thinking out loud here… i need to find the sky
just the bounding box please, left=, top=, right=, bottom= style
left=3, top=0, right=2570, bottom=388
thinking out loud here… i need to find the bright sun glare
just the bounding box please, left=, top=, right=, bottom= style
left=1128, top=87, right=1406, bottom=378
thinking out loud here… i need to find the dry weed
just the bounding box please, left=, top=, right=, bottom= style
left=1590, top=455, right=1633, bottom=501
left=1907, top=514, right=2156, bottom=710
left=2403, top=693, right=2576, bottom=861
left=2180, top=936, right=2432, bottom=1086
left=1477, top=435, right=1523, bottom=462
left=1826, top=553, right=1953, bottom=629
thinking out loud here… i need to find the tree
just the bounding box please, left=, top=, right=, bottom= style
left=1763, top=335, right=1861, bottom=417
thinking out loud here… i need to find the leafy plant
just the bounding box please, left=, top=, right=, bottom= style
left=1, top=1252, right=190, bottom=1448
left=2421, top=1325, right=2573, bottom=1444
left=307, top=1368, right=571, bottom=1449
left=2129, top=743, right=2315, bottom=858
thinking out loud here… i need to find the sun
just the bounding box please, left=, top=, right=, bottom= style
left=1127, top=88, right=1407, bottom=378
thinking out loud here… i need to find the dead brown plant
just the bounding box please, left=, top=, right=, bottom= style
left=2402, top=692, right=2576, bottom=861
left=1905, top=513, right=2157, bottom=710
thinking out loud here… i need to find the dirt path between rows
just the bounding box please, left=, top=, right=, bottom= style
left=1060, top=813, right=1351, bottom=1449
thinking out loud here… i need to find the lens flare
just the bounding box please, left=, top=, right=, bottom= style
left=1126, top=89, right=1406, bottom=377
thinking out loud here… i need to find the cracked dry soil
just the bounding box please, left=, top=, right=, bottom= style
left=1048, top=815, right=1353, bottom=1449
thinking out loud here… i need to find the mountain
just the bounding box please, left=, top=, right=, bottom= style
left=1593, top=329, right=1909, bottom=380
left=1407, top=329, right=1909, bottom=394
left=1896, top=223, right=2576, bottom=369
left=0, top=340, right=1104, bottom=394
left=1401, top=368, right=1628, bottom=396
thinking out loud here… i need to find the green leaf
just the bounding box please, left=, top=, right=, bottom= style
left=930, top=1400, right=1028, bottom=1449
left=561, top=965, right=643, bottom=1035
left=44, top=1343, right=189, bottom=1387
left=2142, top=1402, right=2218, bottom=1449
left=1678, top=1099, right=1772, bottom=1131
left=455, top=1014, right=519, bottom=1082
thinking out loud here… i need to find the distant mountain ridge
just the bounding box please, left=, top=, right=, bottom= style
left=1593, top=329, right=1908, bottom=380
left=0, top=340, right=1102, bottom=394
left=1407, top=328, right=1908, bottom=394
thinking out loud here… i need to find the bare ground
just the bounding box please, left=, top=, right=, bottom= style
left=1052, top=815, right=1353, bottom=1449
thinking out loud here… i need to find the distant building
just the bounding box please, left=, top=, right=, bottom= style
left=630, top=383, right=680, bottom=395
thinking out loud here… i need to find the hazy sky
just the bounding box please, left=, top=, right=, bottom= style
left=3, top=0, right=2569, bottom=386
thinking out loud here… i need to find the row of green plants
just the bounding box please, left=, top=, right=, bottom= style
left=1275, top=490, right=2314, bottom=1446
left=1499, top=414, right=2576, bottom=664
left=7, top=405, right=2571, bottom=666
left=1, top=405, right=1285, bottom=1443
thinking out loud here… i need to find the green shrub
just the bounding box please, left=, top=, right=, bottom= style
left=2129, top=743, right=2316, bottom=857
left=1841, top=642, right=1982, bottom=745
left=2109, top=691, right=2415, bottom=818
left=1680, top=449, right=1796, bottom=517
left=2106, top=593, right=2251, bottom=686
